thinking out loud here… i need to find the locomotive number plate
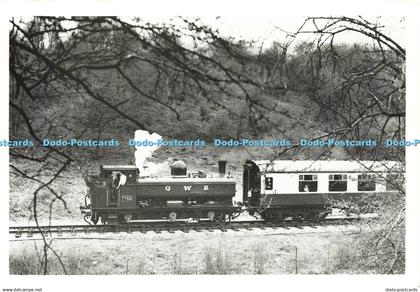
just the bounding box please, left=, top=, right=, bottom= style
left=121, top=195, right=133, bottom=201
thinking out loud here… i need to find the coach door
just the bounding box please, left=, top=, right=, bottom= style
left=243, top=167, right=251, bottom=203
left=243, top=161, right=261, bottom=207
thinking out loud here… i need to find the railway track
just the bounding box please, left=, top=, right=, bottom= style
left=9, top=216, right=367, bottom=238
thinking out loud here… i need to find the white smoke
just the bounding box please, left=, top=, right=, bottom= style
left=134, top=130, right=162, bottom=177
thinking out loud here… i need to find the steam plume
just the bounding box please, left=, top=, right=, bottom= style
left=134, top=130, right=162, bottom=176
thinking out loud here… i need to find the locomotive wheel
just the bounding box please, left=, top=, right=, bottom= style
left=124, top=214, right=132, bottom=223
left=107, top=218, right=119, bottom=225
left=207, top=211, right=216, bottom=221
left=169, top=212, right=177, bottom=222
left=215, top=212, right=226, bottom=222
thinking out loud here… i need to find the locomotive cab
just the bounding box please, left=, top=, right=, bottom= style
left=100, top=165, right=139, bottom=183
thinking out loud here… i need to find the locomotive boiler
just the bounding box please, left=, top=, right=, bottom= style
left=82, top=160, right=241, bottom=225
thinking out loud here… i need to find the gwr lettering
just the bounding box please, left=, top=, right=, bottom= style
left=164, top=185, right=210, bottom=191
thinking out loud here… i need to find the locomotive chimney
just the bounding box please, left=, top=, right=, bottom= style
left=218, top=160, right=227, bottom=177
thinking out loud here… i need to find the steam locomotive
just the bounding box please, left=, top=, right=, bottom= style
left=81, top=159, right=403, bottom=225
left=82, top=161, right=241, bottom=225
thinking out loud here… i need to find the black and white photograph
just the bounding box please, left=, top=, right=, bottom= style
left=2, top=1, right=420, bottom=291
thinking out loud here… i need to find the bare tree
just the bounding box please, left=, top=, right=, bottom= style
left=9, top=16, right=266, bottom=274
left=270, top=16, right=406, bottom=273
left=9, top=16, right=405, bottom=274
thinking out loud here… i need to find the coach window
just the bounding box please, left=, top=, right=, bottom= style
left=358, top=174, right=376, bottom=191
left=328, top=174, right=347, bottom=191
left=386, top=173, right=403, bottom=191
left=298, top=174, right=318, bottom=192
left=265, top=177, right=273, bottom=190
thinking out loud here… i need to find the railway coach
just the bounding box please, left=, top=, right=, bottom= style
left=243, top=160, right=403, bottom=221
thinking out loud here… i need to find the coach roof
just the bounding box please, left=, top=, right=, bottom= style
left=248, top=160, right=403, bottom=173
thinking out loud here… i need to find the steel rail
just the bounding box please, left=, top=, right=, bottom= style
left=9, top=217, right=365, bottom=238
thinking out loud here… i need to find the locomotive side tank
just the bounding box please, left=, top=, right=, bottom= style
left=243, top=160, right=403, bottom=221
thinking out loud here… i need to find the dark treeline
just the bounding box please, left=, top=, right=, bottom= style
left=10, top=17, right=405, bottom=162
